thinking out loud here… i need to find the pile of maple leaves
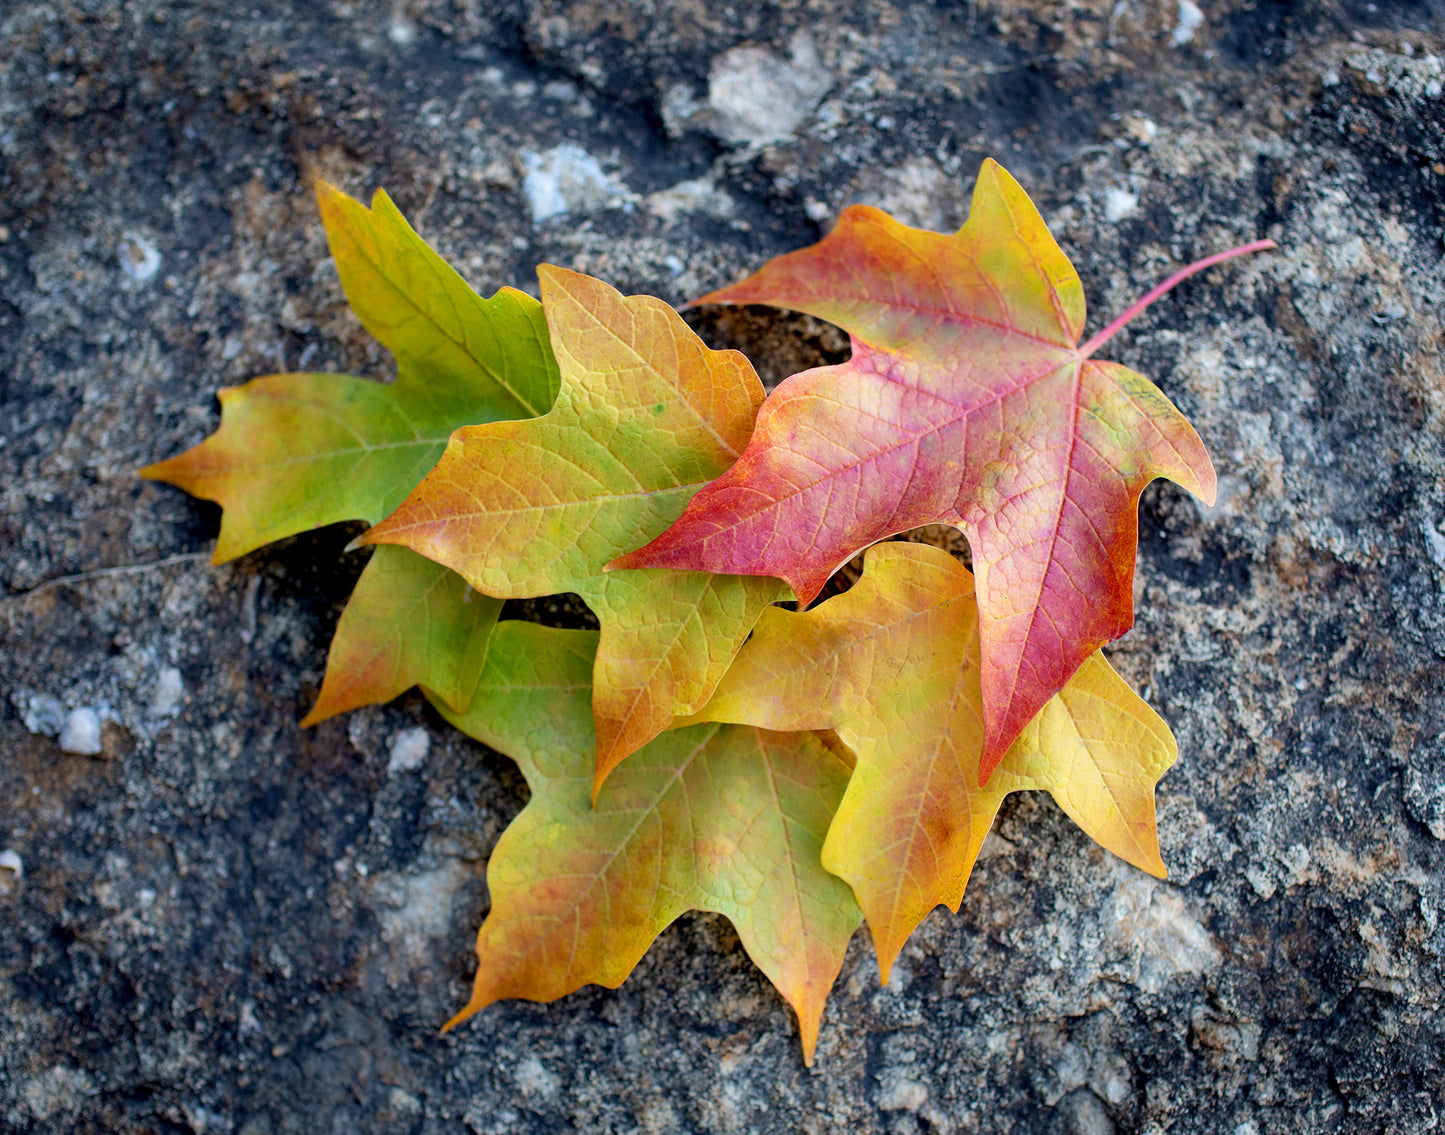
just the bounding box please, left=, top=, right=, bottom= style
left=144, top=159, right=1270, bottom=1063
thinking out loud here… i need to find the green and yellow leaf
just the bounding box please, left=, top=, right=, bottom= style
left=436, top=620, right=861, bottom=1065
left=681, top=540, right=1175, bottom=981
left=142, top=183, right=559, bottom=720
left=142, top=182, right=558, bottom=561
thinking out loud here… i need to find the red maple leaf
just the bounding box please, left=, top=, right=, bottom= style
left=614, top=159, right=1271, bottom=781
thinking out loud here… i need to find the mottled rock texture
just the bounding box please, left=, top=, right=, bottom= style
left=2, top=2, right=1443, bottom=1133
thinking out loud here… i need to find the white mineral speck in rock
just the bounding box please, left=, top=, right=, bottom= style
left=850, top=156, right=956, bottom=230
left=705, top=30, right=832, bottom=146
left=514, top=1056, right=559, bottom=1099
left=21, top=1065, right=97, bottom=1122
left=375, top=860, right=470, bottom=980
left=19, top=692, right=65, bottom=736
left=1060, top=1091, right=1115, bottom=1135
left=645, top=176, right=734, bottom=224
left=1104, top=873, right=1220, bottom=993
left=151, top=666, right=184, bottom=717
left=1403, top=766, right=1445, bottom=840
left=877, top=1077, right=929, bottom=1111
left=58, top=707, right=103, bottom=755
left=520, top=145, right=631, bottom=223
left=1125, top=115, right=1158, bottom=146
left=1421, top=518, right=1445, bottom=568
left=118, top=232, right=161, bottom=282
left=804, top=198, right=831, bottom=222
left=659, top=84, right=704, bottom=136
left=1172, top=0, right=1204, bottom=46
left=1103, top=186, right=1139, bottom=222
left=387, top=727, right=430, bottom=774
left=0, top=849, right=22, bottom=878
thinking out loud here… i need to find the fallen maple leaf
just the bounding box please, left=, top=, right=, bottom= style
left=143, top=182, right=558, bottom=720
left=359, top=266, right=790, bottom=792
left=680, top=540, right=1175, bottom=981
left=434, top=619, right=861, bottom=1065
left=615, top=158, right=1272, bottom=781
left=142, top=182, right=558, bottom=560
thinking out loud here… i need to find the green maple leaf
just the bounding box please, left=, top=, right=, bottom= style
left=434, top=619, right=861, bottom=1065
left=142, top=182, right=557, bottom=719
left=302, top=544, right=501, bottom=722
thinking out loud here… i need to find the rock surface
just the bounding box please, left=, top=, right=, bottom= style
left=2, top=1, right=1443, bottom=1133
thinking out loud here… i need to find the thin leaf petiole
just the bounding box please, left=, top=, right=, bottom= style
left=1077, top=238, right=1276, bottom=359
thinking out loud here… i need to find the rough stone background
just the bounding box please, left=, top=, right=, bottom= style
left=2, top=1, right=1444, bottom=1132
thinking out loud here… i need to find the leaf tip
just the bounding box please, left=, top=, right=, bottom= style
left=873, top=935, right=901, bottom=988
left=687, top=284, right=731, bottom=309
left=592, top=721, right=650, bottom=803
left=789, top=992, right=828, bottom=1068
left=312, top=177, right=351, bottom=225
left=138, top=448, right=203, bottom=491
left=439, top=1004, right=476, bottom=1035
left=298, top=703, right=329, bottom=729
left=205, top=542, right=237, bottom=567
left=601, top=547, right=680, bottom=575
left=1194, top=454, right=1219, bottom=508
left=603, top=545, right=658, bottom=573
left=975, top=743, right=1007, bottom=790
left=1130, top=824, right=1170, bottom=881
left=348, top=524, right=385, bottom=553
left=441, top=981, right=496, bottom=1035
left=534, top=261, right=579, bottom=296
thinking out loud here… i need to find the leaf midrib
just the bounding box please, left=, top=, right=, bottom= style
left=347, top=225, right=545, bottom=419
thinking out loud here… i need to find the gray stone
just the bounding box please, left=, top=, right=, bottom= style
left=703, top=31, right=832, bottom=146
left=2, top=2, right=1443, bottom=1133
